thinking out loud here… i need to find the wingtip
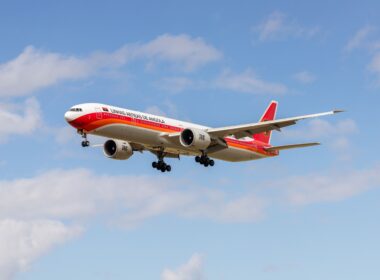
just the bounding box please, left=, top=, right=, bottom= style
left=333, top=109, right=345, bottom=114
left=309, top=142, right=321, bottom=146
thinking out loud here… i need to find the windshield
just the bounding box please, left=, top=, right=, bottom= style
left=69, top=108, right=83, bottom=112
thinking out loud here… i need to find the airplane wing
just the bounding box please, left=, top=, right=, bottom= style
left=206, top=110, right=343, bottom=139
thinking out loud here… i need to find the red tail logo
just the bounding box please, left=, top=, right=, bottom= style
left=253, top=101, right=278, bottom=144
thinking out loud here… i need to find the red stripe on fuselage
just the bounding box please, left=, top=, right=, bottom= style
left=69, top=112, right=278, bottom=156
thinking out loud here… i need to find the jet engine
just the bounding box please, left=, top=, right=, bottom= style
left=180, top=128, right=211, bottom=150
left=103, top=139, right=133, bottom=160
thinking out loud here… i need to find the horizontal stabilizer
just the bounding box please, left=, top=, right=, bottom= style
left=264, top=142, right=320, bottom=151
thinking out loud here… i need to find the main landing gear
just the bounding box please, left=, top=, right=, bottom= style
left=152, top=152, right=172, bottom=172
left=79, top=130, right=90, bottom=147
left=152, top=160, right=172, bottom=172
left=195, top=155, right=215, bottom=167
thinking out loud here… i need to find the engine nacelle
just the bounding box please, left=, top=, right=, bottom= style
left=103, top=139, right=133, bottom=160
left=180, top=128, right=211, bottom=150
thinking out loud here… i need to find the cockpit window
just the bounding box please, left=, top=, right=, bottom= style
left=69, top=108, right=83, bottom=112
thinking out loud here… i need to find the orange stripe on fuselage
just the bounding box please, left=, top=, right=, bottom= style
left=69, top=112, right=278, bottom=157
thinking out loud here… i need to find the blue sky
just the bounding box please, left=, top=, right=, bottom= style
left=0, top=1, right=379, bottom=279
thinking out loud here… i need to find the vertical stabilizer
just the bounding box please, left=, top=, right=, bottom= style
left=253, top=101, right=278, bottom=144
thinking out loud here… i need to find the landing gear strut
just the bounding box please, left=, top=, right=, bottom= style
left=79, top=130, right=90, bottom=147
left=152, top=152, right=171, bottom=172
left=195, top=155, right=215, bottom=167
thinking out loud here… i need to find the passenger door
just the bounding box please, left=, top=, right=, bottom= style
left=95, top=108, right=102, bottom=120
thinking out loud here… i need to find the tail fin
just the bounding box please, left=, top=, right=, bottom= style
left=253, top=100, right=278, bottom=144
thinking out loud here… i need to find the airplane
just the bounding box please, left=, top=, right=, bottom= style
left=64, top=101, right=342, bottom=172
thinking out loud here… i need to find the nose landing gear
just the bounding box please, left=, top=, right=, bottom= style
left=78, top=130, right=90, bottom=147
left=81, top=140, right=90, bottom=147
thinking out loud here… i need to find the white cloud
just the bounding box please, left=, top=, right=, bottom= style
left=145, top=105, right=168, bottom=117
left=292, top=71, right=316, bottom=84
left=345, top=26, right=380, bottom=84
left=4, top=163, right=377, bottom=279
left=0, top=46, right=97, bottom=97
left=284, top=118, right=357, bottom=140
left=0, top=168, right=264, bottom=279
left=282, top=118, right=357, bottom=159
left=0, top=34, right=221, bottom=97
left=0, top=219, right=82, bottom=280
left=156, top=77, right=194, bottom=93
left=255, top=11, right=285, bottom=41
left=1, top=162, right=379, bottom=279
left=368, top=52, right=380, bottom=70
left=253, top=11, right=320, bottom=42
left=156, top=69, right=287, bottom=95
left=215, top=69, right=287, bottom=95
left=0, top=169, right=264, bottom=225
left=368, top=52, right=380, bottom=83
left=54, top=126, right=77, bottom=145
left=0, top=98, right=41, bottom=141
left=281, top=165, right=380, bottom=205
left=161, top=254, right=203, bottom=280
left=218, top=195, right=264, bottom=222
left=145, top=100, right=180, bottom=120
left=181, top=193, right=264, bottom=223
left=344, top=25, right=375, bottom=52
left=136, top=34, right=222, bottom=72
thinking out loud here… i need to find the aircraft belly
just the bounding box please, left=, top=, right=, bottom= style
left=91, top=124, right=162, bottom=146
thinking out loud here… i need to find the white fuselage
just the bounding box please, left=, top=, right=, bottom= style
left=64, top=103, right=273, bottom=162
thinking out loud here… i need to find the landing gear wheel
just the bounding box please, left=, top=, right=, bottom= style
left=81, top=140, right=90, bottom=147
left=80, top=131, right=90, bottom=147
left=196, top=154, right=215, bottom=167
left=157, top=161, right=164, bottom=169
left=154, top=152, right=172, bottom=173
left=199, top=156, right=205, bottom=164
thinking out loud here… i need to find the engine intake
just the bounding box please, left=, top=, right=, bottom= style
left=180, top=128, right=211, bottom=150
left=103, top=139, right=133, bottom=160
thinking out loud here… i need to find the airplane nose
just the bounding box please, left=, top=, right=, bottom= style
left=64, top=111, right=74, bottom=122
